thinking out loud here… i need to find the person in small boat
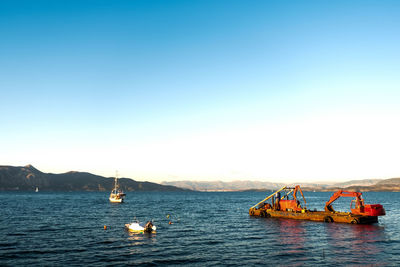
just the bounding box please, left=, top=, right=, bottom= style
left=144, top=221, right=153, bottom=233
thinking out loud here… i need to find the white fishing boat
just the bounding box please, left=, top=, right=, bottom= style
left=109, top=172, right=126, bottom=203
left=125, top=220, right=156, bottom=233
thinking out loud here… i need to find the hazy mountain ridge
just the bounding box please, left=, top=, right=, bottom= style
left=162, top=178, right=400, bottom=192
left=0, top=165, right=188, bottom=192
left=161, top=180, right=283, bottom=191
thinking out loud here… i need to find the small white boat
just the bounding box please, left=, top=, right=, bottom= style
left=35, top=187, right=39, bottom=192
left=125, top=221, right=156, bottom=233
left=109, top=172, right=126, bottom=203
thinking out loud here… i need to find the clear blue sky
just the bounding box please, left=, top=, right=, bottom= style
left=1, top=0, right=400, bottom=182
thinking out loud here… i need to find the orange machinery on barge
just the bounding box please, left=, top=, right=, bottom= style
left=249, top=186, right=385, bottom=224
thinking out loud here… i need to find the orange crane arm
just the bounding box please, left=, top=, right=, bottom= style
left=325, top=190, right=363, bottom=211
left=293, top=185, right=307, bottom=208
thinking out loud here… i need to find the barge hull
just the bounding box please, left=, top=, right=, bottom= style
left=249, top=208, right=378, bottom=224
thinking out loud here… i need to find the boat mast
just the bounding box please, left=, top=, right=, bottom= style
left=114, top=171, right=119, bottom=191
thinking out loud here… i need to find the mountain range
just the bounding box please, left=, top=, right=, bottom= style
left=1, top=164, right=399, bottom=192
left=0, top=165, right=188, bottom=192
left=162, top=178, right=400, bottom=192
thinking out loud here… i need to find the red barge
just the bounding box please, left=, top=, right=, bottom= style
left=249, top=186, right=385, bottom=224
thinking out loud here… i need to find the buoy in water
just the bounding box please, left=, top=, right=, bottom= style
left=104, top=225, right=107, bottom=230
left=169, top=221, right=173, bottom=225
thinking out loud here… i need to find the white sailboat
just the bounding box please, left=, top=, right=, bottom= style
left=35, top=187, right=39, bottom=192
left=109, top=172, right=126, bottom=203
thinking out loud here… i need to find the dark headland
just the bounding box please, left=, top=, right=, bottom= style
left=0, top=165, right=190, bottom=192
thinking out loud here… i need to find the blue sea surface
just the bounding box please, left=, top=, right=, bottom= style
left=1, top=191, right=399, bottom=266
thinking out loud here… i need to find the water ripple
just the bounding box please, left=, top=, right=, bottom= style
left=1, top=191, right=400, bottom=265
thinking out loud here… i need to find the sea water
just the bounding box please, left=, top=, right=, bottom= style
left=1, top=191, right=399, bottom=266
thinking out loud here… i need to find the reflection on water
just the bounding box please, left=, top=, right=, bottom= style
left=278, top=219, right=306, bottom=254
left=325, top=223, right=387, bottom=265
left=126, top=230, right=157, bottom=257
left=126, top=231, right=157, bottom=242
left=256, top=215, right=390, bottom=265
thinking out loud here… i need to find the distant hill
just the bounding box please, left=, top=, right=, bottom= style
left=162, top=178, right=400, bottom=192
left=341, top=178, right=400, bottom=192
left=0, top=165, right=189, bottom=192
left=329, top=179, right=382, bottom=188
left=161, top=180, right=284, bottom=191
